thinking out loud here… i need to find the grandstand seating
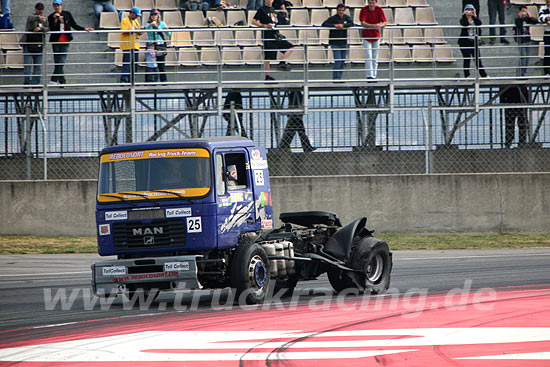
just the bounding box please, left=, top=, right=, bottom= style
left=226, top=10, right=247, bottom=26
left=0, top=33, right=21, bottom=51
left=5, top=50, right=23, bottom=69
left=433, top=43, right=455, bottom=62
left=114, top=0, right=133, bottom=11
left=179, top=46, right=200, bottom=65
left=100, top=12, right=121, bottom=29
left=206, top=10, right=226, bottom=25
left=411, top=44, right=432, bottom=62
left=164, top=11, right=185, bottom=27
left=135, top=0, right=155, bottom=11
left=222, top=46, right=242, bottom=64
left=156, top=0, right=178, bottom=10
left=243, top=46, right=263, bottom=64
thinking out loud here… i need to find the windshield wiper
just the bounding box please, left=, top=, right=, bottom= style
left=117, top=192, right=159, bottom=205
left=150, top=190, right=194, bottom=203
left=98, top=193, right=137, bottom=207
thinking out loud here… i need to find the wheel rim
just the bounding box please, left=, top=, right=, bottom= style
left=248, top=254, right=268, bottom=293
left=365, top=253, right=384, bottom=284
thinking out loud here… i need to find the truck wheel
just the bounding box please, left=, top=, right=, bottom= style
left=327, top=268, right=356, bottom=293
left=231, top=243, right=270, bottom=304
left=352, top=239, right=392, bottom=294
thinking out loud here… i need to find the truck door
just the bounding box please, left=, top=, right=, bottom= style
left=215, top=149, right=258, bottom=249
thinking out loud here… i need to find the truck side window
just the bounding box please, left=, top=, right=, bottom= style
left=216, top=154, right=226, bottom=196
left=225, top=153, right=247, bottom=190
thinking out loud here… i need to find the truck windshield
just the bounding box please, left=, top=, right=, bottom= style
left=97, top=148, right=211, bottom=202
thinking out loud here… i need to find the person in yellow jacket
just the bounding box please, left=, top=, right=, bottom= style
left=120, top=6, right=142, bottom=83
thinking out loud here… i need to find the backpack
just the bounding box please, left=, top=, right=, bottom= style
left=276, top=11, right=289, bottom=26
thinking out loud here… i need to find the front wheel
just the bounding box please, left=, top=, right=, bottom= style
left=230, top=243, right=270, bottom=304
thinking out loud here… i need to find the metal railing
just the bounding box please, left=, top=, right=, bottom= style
left=0, top=24, right=549, bottom=179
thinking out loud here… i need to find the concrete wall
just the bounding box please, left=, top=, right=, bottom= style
left=1, top=174, right=549, bottom=236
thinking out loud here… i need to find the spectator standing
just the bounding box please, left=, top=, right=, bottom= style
left=252, top=0, right=294, bottom=81
left=48, top=0, right=93, bottom=85
left=458, top=4, right=487, bottom=78
left=322, top=3, right=353, bottom=81
left=145, top=9, right=171, bottom=82
left=119, top=6, right=142, bottom=83
left=144, top=42, right=164, bottom=82
left=514, top=5, right=538, bottom=77
left=21, top=3, right=49, bottom=85
left=93, top=1, right=117, bottom=28
left=279, top=90, right=315, bottom=152
left=359, top=0, right=386, bottom=80
left=500, top=85, right=529, bottom=148
left=487, top=0, right=509, bottom=44
left=540, top=0, right=550, bottom=76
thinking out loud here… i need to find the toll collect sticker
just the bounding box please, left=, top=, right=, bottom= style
left=164, top=262, right=190, bottom=271
left=102, top=266, right=126, bottom=276
left=250, top=149, right=268, bottom=170
left=105, top=211, right=127, bottom=221
left=166, top=208, right=192, bottom=218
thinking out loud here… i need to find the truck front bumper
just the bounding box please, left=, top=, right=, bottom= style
left=91, top=255, right=202, bottom=296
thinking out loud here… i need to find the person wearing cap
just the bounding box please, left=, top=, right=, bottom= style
left=145, top=9, right=170, bottom=82
left=119, top=6, right=143, bottom=83
left=144, top=41, right=164, bottom=82
left=21, top=3, right=49, bottom=85
left=93, top=0, right=117, bottom=28
left=458, top=4, right=487, bottom=78
left=48, top=0, right=93, bottom=85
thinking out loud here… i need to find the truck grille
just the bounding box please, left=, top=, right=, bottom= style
left=112, top=219, right=186, bottom=250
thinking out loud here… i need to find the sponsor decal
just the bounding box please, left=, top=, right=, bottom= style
left=261, top=219, right=273, bottom=229
left=105, top=211, right=128, bottom=221
left=251, top=149, right=262, bottom=160
left=113, top=271, right=178, bottom=282
left=165, top=208, right=192, bottom=218
left=230, top=192, right=244, bottom=203
left=164, top=262, right=190, bottom=271
left=250, top=159, right=268, bottom=170
left=99, top=224, right=110, bottom=236
left=254, top=170, right=265, bottom=186
left=186, top=217, right=202, bottom=233
left=101, top=148, right=210, bottom=163
left=102, top=266, right=126, bottom=276
left=221, top=201, right=254, bottom=233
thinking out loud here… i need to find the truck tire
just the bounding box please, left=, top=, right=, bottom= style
left=352, top=238, right=392, bottom=294
left=230, top=243, right=270, bottom=304
left=328, top=237, right=392, bottom=294
left=327, top=268, right=356, bottom=293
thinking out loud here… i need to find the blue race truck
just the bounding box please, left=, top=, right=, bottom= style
left=92, top=137, right=392, bottom=304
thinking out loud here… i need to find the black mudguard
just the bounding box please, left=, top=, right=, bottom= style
left=323, top=217, right=367, bottom=262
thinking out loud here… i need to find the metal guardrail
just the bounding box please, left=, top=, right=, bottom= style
left=0, top=24, right=549, bottom=179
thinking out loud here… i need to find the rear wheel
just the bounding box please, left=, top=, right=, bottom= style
left=328, top=237, right=392, bottom=294
left=231, top=243, right=270, bottom=304
left=352, top=239, right=392, bottom=294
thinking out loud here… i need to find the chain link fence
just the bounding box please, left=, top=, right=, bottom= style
left=1, top=85, right=550, bottom=180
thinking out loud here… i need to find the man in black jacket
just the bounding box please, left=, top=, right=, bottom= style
left=22, top=2, right=49, bottom=85
left=322, top=3, right=353, bottom=81
left=48, top=0, right=92, bottom=84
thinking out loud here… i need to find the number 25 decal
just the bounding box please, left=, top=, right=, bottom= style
left=186, top=217, right=202, bottom=233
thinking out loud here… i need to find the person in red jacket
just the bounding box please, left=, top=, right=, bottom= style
left=47, top=0, right=92, bottom=85
left=359, top=0, right=386, bottom=80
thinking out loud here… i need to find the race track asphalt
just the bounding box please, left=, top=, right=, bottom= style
left=1, top=248, right=549, bottom=332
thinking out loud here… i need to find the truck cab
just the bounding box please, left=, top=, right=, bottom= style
left=92, top=137, right=273, bottom=297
